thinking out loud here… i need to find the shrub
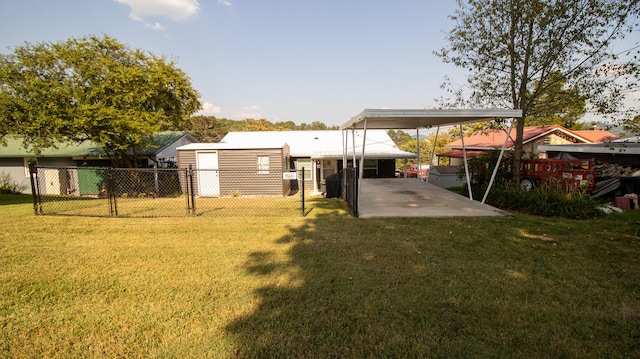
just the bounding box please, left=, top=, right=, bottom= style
left=484, top=181, right=602, bottom=219
left=0, top=171, right=28, bottom=194
left=455, top=150, right=602, bottom=219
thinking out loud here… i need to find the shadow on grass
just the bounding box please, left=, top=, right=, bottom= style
left=0, top=194, right=34, bottom=206
left=225, top=201, right=640, bottom=357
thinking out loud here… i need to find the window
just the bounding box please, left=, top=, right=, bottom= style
left=295, top=159, right=312, bottom=180
left=257, top=155, right=270, bottom=174
left=23, top=158, right=37, bottom=177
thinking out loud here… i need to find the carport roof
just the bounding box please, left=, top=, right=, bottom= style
left=341, top=108, right=522, bottom=130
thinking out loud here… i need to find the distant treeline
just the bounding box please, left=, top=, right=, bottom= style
left=186, top=116, right=339, bottom=142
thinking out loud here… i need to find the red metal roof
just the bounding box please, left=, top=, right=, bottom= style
left=446, top=125, right=618, bottom=150
left=570, top=130, right=619, bottom=143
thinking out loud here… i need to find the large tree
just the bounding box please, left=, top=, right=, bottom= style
left=436, top=0, right=639, bottom=179
left=525, top=73, right=587, bottom=129
left=0, top=35, right=201, bottom=167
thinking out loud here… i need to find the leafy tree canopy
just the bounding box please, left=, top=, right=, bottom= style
left=0, top=35, right=201, bottom=167
left=388, top=129, right=460, bottom=169
left=525, top=73, right=587, bottom=129
left=436, top=0, right=639, bottom=178
left=623, top=114, right=640, bottom=136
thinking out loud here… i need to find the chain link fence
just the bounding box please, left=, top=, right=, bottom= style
left=343, top=167, right=358, bottom=217
left=29, top=165, right=306, bottom=218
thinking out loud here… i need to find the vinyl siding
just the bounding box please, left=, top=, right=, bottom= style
left=177, top=145, right=292, bottom=196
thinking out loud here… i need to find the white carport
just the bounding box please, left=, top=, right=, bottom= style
left=340, top=109, right=522, bottom=215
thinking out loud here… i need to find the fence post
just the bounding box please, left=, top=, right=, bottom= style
left=188, top=164, right=196, bottom=215
left=300, top=167, right=305, bottom=217
left=28, top=162, right=41, bottom=215
left=183, top=168, right=190, bottom=215
left=107, top=169, right=118, bottom=217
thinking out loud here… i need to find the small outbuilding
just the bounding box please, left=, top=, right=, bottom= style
left=176, top=142, right=295, bottom=197
left=0, top=131, right=197, bottom=195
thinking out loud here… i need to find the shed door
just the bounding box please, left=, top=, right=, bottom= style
left=197, top=151, right=220, bottom=197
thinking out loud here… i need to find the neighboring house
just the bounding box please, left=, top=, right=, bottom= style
left=438, top=125, right=619, bottom=165
left=208, top=130, right=417, bottom=194
left=176, top=142, right=295, bottom=197
left=0, top=131, right=197, bottom=194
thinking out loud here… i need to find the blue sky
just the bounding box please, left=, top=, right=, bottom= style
left=0, top=0, right=464, bottom=127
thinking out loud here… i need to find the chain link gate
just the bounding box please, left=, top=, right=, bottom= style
left=343, top=167, right=358, bottom=217
left=29, top=164, right=306, bottom=218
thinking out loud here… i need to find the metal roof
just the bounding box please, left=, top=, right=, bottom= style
left=445, top=125, right=600, bottom=150
left=538, top=142, right=640, bottom=155
left=213, top=130, right=416, bottom=159
left=341, top=108, right=523, bottom=130
left=177, top=142, right=288, bottom=151
left=0, top=131, right=194, bottom=158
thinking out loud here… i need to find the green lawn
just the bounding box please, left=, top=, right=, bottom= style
left=1, top=194, right=639, bottom=358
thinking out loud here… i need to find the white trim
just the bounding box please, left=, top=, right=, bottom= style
left=342, top=108, right=522, bottom=129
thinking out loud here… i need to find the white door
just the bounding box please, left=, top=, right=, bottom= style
left=197, top=151, right=220, bottom=197
left=42, top=168, right=62, bottom=194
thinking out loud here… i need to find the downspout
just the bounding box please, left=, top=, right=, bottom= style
left=482, top=119, right=514, bottom=204
left=460, top=124, right=473, bottom=201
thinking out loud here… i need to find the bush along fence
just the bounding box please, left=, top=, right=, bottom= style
left=29, top=164, right=306, bottom=218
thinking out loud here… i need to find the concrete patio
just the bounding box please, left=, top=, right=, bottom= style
left=357, top=178, right=509, bottom=218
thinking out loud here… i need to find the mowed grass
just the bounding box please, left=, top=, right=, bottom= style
left=1, top=194, right=639, bottom=358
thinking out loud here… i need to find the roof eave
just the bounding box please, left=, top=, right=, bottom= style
left=341, top=108, right=522, bottom=130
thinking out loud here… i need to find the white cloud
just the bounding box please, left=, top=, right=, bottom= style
left=195, top=103, right=262, bottom=119
left=217, top=0, right=232, bottom=6
left=115, top=0, right=200, bottom=22
left=234, top=105, right=262, bottom=119
left=196, top=101, right=222, bottom=116
left=144, top=22, right=165, bottom=30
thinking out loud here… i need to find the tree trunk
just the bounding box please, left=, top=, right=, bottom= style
left=512, top=116, right=525, bottom=184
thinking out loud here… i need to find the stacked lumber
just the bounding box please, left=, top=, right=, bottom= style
left=591, top=162, right=640, bottom=198
left=593, top=162, right=638, bottom=178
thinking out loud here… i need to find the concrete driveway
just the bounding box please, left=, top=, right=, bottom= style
left=357, top=178, right=509, bottom=218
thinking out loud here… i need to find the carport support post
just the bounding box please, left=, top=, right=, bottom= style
left=425, top=126, right=440, bottom=184
left=482, top=119, right=513, bottom=203
left=416, top=128, right=421, bottom=178
left=358, top=119, right=368, bottom=209
left=460, top=124, right=474, bottom=201
left=351, top=127, right=356, bottom=166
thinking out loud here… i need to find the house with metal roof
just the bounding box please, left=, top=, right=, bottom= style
left=438, top=125, right=619, bottom=165
left=0, top=131, right=197, bottom=194
left=179, top=130, right=417, bottom=195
